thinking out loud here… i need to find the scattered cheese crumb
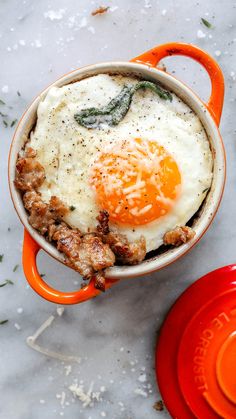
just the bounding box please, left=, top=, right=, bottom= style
left=215, top=50, right=222, bottom=57
left=44, top=9, right=66, bottom=21
left=69, top=381, right=101, bottom=407
left=144, top=0, right=152, bottom=8
left=100, top=386, right=106, bottom=392
left=79, top=17, right=87, bottom=28
left=34, top=39, right=42, bottom=48
left=101, top=412, right=106, bottom=417
left=161, top=9, right=167, bottom=16
left=88, top=26, right=95, bottom=34
left=110, top=6, right=118, bottom=12
left=2, top=85, right=9, bottom=93
left=64, top=365, right=72, bottom=376
left=57, top=307, right=65, bottom=317
left=17, top=307, right=23, bottom=314
left=134, top=388, right=148, bottom=398
left=138, top=373, right=147, bottom=383
left=14, top=322, right=21, bottom=330
left=19, top=39, right=26, bottom=46
left=60, top=391, right=66, bottom=407
left=197, top=29, right=206, bottom=39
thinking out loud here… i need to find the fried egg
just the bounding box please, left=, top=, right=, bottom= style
left=29, top=74, right=213, bottom=252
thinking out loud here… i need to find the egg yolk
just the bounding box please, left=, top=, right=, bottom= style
left=90, top=138, right=181, bottom=225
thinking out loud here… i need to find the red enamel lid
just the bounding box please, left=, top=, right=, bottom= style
left=156, top=264, right=236, bottom=418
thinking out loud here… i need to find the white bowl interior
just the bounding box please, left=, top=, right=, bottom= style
left=9, top=62, right=225, bottom=279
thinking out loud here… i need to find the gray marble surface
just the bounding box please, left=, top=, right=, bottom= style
left=0, top=0, right=236, bottom=418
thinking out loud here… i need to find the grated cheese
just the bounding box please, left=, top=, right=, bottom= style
left=126, top=192, right=142, bottom=200
left=69, top=381, right=103, bottom=408
left=57, top=307, right=65, bottom=316
left=138, top=373, right=147, bottom=382
left=64, top=365, right=72, bottom=376
left=123, top=181, right=145, bottom=195
left=14, top=322, right=21, bottom=330
left=137, top=204, right=152, bottom=215
left=115, top=204, right=122, bottom=214
left=56, top=391, right=66, bottom=408
left=127, top=199, right=134, bottom=206
left=134, top=388, right=148, bottom=398
left=130, top=207, right=139, bottom=216
left=130, top=204, right=152, bottom=216
left=26, top=308, right=81, bottom=363
left=156, top=195, right=173, bottom=207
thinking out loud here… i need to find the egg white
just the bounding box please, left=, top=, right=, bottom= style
left=29, top=74, right=213, bottom=252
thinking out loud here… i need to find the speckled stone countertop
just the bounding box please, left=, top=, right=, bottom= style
left=0, top=0, right=236, bottom=418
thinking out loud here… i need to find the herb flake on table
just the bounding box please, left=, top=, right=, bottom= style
left=11, top=119, right=18, bottom=127
left=17, top=91, right=21, bottom=96
left=0, top=320, right=8, bottom=325
left=3, top=120, right=8, bottom=127
left=0, top=99, right=5, bottom=105
left=70, top=205, right=76, bottom=211
left=0, top=254, right=4, bottom=262
left=201, top=18, right=213, bottom=28
left=13, top=264, right=19, bottom=272
left=0, top=279, right=14, bottom=287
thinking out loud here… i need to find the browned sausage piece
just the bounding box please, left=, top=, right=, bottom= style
left=163, top=226, right=195, bottom=247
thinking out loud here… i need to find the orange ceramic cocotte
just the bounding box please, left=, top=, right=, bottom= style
left=8, top=42, right=225, bottom=305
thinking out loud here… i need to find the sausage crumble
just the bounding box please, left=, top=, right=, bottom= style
left=15, top=149, right=146, bottom=290
left=15, top=148, right=196, bottom=290
left=163, top=226, right=195, bottom=247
